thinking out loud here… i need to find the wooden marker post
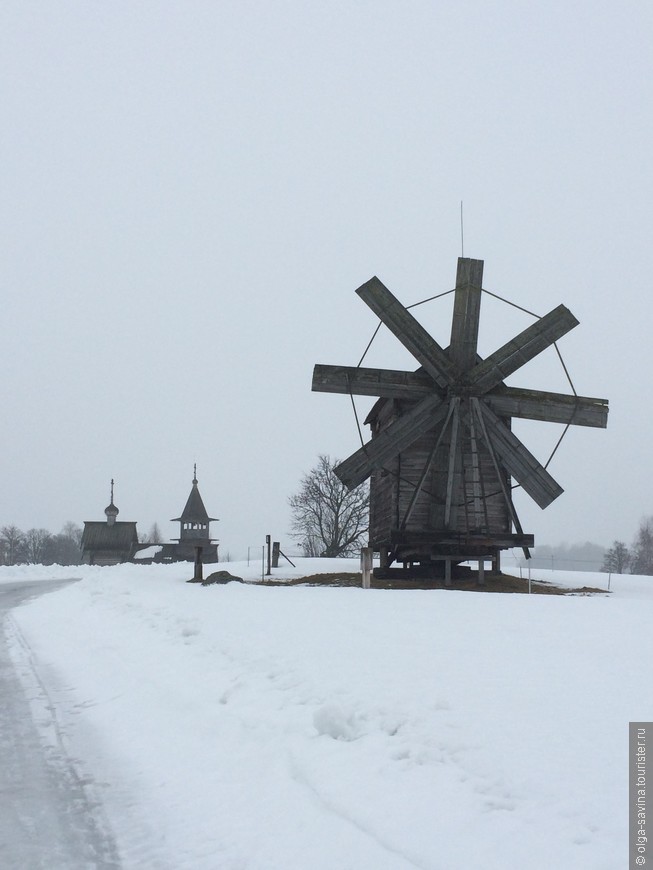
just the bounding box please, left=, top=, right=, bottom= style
left=361, top=547, right=373, bottom=589
left=193, top=546, right=203, bottom=582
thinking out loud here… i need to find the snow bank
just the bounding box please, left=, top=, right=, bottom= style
left=5, top=560, right=653, bottom=868
left=0, top=556, right=361, bottom=585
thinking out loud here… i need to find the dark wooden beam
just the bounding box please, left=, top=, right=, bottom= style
left=474, top=403, right=564, bottom=509
left=400, top=400, right=457, bottom=529
left=312, top=364, right=434, bottom=399
left=334, top=393, right=449, bottom=490
left=465, top=399, right=486, bottom=527
left=470, top=397, right=529, bottom=555
left=485, top=387, right=609, bottom=428
left=449, top=258, right=483, bottom=372
left=443, top=400, right=460, bottom=528
left=466, top=304, right=579, bottom=394
left=388, top=529, right=535, bottom=548
left=356, top=277, right=456, bottom=391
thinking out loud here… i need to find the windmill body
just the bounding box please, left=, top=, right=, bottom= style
left=312, top=257, right=608, bottom=578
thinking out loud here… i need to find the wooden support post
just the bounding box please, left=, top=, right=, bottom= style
left=492, top=550, right=500, bottom=575
left=444, top=558, right=452, bottom=587
left=478, top=558, right=485, bottom=586
left=380, top=547, right=390, bottom=572
left=194, top=546, right=203, bottom=582
left=266, top=535, right=271, bottom=575
left=272, top=541, right=280, bottom=569
left=361, top=547, right=373, bottom=589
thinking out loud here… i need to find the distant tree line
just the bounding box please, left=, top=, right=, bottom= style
left=0, top=522, right=83, bottom=566
left=521, top=542, right=606, bottom=573
left=0, top=521, right=165, bottom=566
left=603, top=516, right=653, bottom=575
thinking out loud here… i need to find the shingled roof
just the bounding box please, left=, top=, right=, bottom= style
left=81, top=521, right=138, bottom=552
left=171, top=469, right=217, bottom=524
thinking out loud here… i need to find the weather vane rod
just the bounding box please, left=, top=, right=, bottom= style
left=460, top=200, right=464, bottom=257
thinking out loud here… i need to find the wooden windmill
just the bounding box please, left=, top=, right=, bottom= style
left=312, top=257, right=608, bottom=580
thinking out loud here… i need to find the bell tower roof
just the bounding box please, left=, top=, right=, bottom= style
left=171, top=465, right=218, bottom=525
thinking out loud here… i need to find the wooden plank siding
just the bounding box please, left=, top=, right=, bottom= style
left=368, top=401, right=401, bottom=547
left=424, top=410, right=510, bottom=537
left=368, top=396, right=511, bottom=553
left=334, top=393, right=448, bottom=490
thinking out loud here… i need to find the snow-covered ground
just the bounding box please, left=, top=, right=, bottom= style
left=2, top=559, right=651, bottom=869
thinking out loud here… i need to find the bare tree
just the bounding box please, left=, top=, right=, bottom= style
left=1, top=525, right=26, bottom=565
left=61, top=521, right=83, bottom=548
left=631, top=517, right=653, bottom=576
left=24, top=528, right=52, bottom=564
left=289, top=455, right=369, bottom=558
left=139, top=523, right=163, bottom=544
left=43, top=523, right=83, bottom=565
left=601, top=540, right=631, bottom=574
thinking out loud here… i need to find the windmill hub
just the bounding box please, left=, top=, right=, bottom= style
left=311, top=256, right=608, bottom=580
left=448, top=379, right=474, bottom=399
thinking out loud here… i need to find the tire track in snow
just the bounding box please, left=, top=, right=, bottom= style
left=1, top=581, right=121, bottom=869
left=287, top=751, right=439, bottom=870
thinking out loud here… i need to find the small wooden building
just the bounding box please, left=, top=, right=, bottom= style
left=169, top=467, right=219, bottom=562
left=149, top=467, right=219, bottom=564
left=81, top=481, right=139, bottom=565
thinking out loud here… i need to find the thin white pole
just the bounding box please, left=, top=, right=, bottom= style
left=361, top=547, right=373, bottom=589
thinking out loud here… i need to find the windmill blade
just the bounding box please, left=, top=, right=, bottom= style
left=470, top=398, right=531, bottom=558
left=356, top=277, right=456, bottom=390
left=486, top=387, right=609, bottom=428
left=449, top=258, right=483, bottom=372
left=472, top=402, right=564, bottom=509
left=312, top=364, right=433, bottom=399
left=466, top=304, right=579, bottom=394
left=334, top=393, right=449, bottom=490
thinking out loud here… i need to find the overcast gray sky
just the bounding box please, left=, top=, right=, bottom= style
left=1, top=1, right=651, bottom=559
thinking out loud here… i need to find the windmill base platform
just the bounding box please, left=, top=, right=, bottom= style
left=374, top=563, right=476, bottom=581
left=374, top=530, right=535, bottom=582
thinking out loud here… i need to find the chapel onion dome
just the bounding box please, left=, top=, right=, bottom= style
left=104, top=479, right=119, bottom=524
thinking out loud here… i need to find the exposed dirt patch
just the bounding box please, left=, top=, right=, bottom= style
left=254, top=572, right=607, bottom=595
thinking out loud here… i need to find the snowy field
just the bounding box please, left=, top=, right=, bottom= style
left=2, top=558, right=651, bottom=869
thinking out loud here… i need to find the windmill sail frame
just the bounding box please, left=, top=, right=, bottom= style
left=312, top=257, right=608, bottom=578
